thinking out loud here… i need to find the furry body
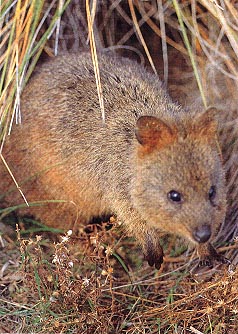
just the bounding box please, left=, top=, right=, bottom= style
left=0, top=52, right=227, bottom=267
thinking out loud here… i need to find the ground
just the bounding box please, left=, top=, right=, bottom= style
left=0, top=216, right=238, bottom=334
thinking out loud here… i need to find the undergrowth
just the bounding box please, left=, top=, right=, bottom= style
left=1, top=219, right=238, bottom=333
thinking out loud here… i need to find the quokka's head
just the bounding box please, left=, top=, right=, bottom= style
left=131, top=108, right=226, bottom=245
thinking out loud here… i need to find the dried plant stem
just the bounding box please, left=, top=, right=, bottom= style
left=129, top=0, right=157, bottom=75
left=157, top=0, right=168, bottom=86
left=0, top=154, right=29, bottom=206
left=86, top=0, right=105, bottom=122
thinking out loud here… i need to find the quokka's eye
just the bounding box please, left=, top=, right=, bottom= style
left=167, top=190, right=182, bottom=203
left=209, top=185, right=216, bottom=201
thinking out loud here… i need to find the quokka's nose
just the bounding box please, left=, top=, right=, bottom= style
left=193, top=225, right=211, bottom=243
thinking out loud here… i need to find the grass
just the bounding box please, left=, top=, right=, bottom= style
left=1, top=219, right=237, bottom=333
left=0, top=0, right=70, bottom=145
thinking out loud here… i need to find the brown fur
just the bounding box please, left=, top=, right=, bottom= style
left=0, top=52, right=227, bottom=268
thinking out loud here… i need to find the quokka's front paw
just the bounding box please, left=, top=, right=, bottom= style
left=144, top=249, right=164, bottom=269
left=143, top=233, right=164, bottom=269
left=198, top=256, right=213, bottom=268
left=198, top=243, right=230, bottom=267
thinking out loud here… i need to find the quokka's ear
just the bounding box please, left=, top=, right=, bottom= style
left=192, top=107, right=218, bottom=139
left=135, top=116, right=177, bottom=152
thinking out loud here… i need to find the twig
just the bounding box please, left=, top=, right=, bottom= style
left=190, top=326, right=205, bottom=334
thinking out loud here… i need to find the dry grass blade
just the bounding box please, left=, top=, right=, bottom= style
left=134, top=2, right=189, bottom=57
left=157, top=0, right=168, bottom=86
left=86, top=0, right=105, bottom=122
left=0, top=154, right=28, bottom=206
left=128, top=0, right=157, bottom=75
